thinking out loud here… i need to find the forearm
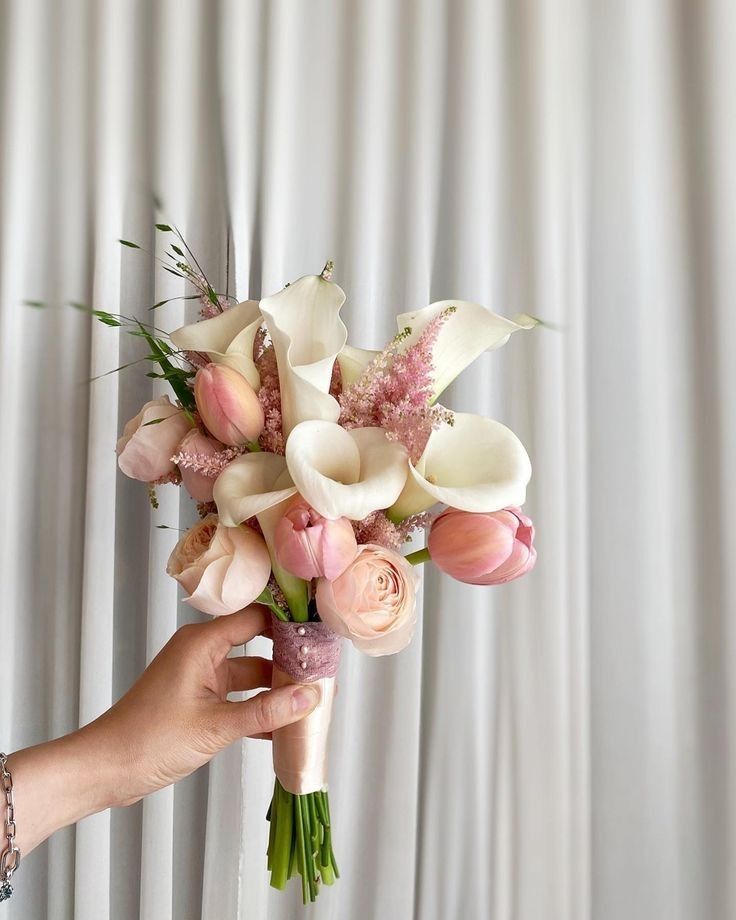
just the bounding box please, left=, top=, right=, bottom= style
left=5, top=720, right=131, bottom=856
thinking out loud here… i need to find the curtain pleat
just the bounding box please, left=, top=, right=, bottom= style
left=1, top=2, right=733, bottom=919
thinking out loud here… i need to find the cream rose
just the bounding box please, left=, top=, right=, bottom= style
left=166, top=515, right=271, bottom=616
left=315, top=544, right=420, bottom=656
left=117, top=395, right=194, bottom=483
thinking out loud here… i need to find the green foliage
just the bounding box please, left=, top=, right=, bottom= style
left=134, top=320, right=197, bottom=412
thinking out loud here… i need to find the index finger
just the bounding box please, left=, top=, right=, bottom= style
left=206, top=605, right=271, bottom=651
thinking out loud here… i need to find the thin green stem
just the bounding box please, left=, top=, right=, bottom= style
left=295, top=792, right=309, bottom=903
left=405, top=547, right=431, bottom=566
left=269, top=781, right=293, bottom=890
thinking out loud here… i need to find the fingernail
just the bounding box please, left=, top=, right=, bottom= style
left=292, top=685, right=320, bottom=713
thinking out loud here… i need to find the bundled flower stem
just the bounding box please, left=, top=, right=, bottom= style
left=267, top=782, right=339, bottom=900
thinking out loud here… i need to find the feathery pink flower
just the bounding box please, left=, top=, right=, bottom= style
left=353, top=510, right=434, bottom=550
left=254, top=328, right=286, bottom=454
left=171, top=445, right=242, bottom=478
left=339, top=308, right=455, bottom=462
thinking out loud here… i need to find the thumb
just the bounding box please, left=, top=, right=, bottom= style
left=222, top=683, right=321, bottom=741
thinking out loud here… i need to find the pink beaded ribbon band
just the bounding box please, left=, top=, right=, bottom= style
left=271, top=616, right=342, bottom=683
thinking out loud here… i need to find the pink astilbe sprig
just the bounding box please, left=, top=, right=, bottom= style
left=353, top=510, right=435, bottom=550
left=176, top=266, right=232, bottom=319
left=198, top=290, right=231, bottom=320
left=339, top=308, right=456, bottom=462
left=254, top=327, right=286, bottom=454
left=171, top=446, right=242, bottom=478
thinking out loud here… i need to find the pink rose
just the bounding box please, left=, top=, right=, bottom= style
left=274, top=499, right=358, bottom=580
left=177, top=428, right=225, bottom=503
left=316, top=544, right=420, bottom=656
left=428, top=507, right=536, bottom=585
left=167, top=515, right=271, bottom=616
left=194, top=363, right=264, bottom=447
left=117, top=395, right=193, bottom=482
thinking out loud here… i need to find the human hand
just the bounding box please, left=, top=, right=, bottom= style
left=7, top=606, right=320, bottom=855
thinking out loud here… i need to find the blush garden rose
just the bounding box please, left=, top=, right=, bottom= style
left=315, top=544, right=420, bottom=656
left=166, top=515, right=271, bottom=616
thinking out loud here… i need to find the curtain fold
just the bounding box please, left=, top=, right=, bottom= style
left=1, top=2, right=733, bottom=919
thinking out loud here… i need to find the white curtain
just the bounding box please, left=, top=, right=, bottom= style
left=1, top=1, right=734, bottom=918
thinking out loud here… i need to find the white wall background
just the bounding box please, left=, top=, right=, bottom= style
left=1, top=1, right=733, bottom=918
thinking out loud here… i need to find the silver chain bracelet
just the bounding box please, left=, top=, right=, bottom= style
left=0, top=753, right=20, bottom=902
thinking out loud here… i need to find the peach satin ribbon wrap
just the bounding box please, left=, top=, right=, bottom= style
left=271, top=617, right=342, bottom=795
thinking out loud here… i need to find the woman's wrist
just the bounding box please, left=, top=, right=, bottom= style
left=6, top=721, right=129, bottom=856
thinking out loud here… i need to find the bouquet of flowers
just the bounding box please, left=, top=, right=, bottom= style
left=114, top=232, right=537, bottom=903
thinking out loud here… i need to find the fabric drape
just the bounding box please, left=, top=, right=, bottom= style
left=1, top=1, right=733, bottom=918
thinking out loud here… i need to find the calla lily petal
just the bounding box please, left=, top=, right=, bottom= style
left=337, top=344, right=380, bottom=386
left=397, top=301, right=537, bottom=399
left=389, top=412, right=531, bottom=518
left=285, top=421, right=409, bottom=521
left=170, top=300, right=263, bottom=389
left=260, top=275, right=348, bottom=436
left=213, top=452, right=297, bottom=526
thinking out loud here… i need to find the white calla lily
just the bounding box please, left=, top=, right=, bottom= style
left=170, top=300, right=263, bottom=389
left=285, top=421, right=409, bottom=520
left=213, top=452, right=297, bottom=526
left=337, top=343, right=380, bottom=386
left=388, top=412, right=531, bottom=519
left=397, top=301, right=537, bottom=400
left=260, top=275, right=348, bottom=436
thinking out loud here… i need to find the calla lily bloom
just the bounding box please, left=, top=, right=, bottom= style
left=285, top=421, right=408, bottom=520
left=337, top=343, right=380, bottom=386
left=213, top=453, right=298, bottom=526
left=260, top=274, right=348, bottom=436
left=388, top=412, right=531, bottom=519
left=396, top=301, right=537, bottom=400
left=214, top=421, right=409, bottom=524
left=170, top=300, right=263, bottom=389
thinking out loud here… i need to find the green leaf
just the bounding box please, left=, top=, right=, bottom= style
left=119, top=239, right=141, bottom=249
left=89, top=359, right=145, bottom=381
left=171, top=244, right=184, bottom=257
left=134, top=320, right=197, bottom=412
left=149, top=294, right=201, bottom=311
left=23, top=299, right=46, bottom=308
left=95, top=313, right=122, bottom=327
left=143, top=417, right=167, bottom=426
left=68, top=301, right=91, bottom=312
left=155, top=223, right=172, bottom=231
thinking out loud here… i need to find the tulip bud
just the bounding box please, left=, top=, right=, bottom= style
left=427, top=507, right=536, bottom=585
left=194, top=363, right=264, bottom=447
left=177, top=428, right=224, bottom=502
left=274, top=499, right=358, bottom=581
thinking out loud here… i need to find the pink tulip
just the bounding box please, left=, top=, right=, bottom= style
left=194, top=363, right=264, bottom=447
left=177, top=428, right=224, bottom=502
left=274, top=500, right=358, bottom=580
left=428, top=507, right=537, bottom=585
